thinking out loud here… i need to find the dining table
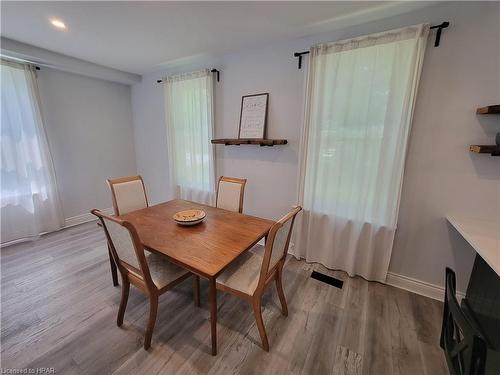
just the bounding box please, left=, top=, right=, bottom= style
left=118, top=199, right=274, bottom=355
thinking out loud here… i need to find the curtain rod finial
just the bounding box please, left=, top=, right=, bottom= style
left=211, top=69, right=220, bottom=82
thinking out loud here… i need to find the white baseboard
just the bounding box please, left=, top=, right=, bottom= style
left=286, top=243, right=462, bottom=302
left=64, top=207, right=114, bottom=228
left=1, top=208, right=115, bottom=248
left=386, top=272, right=465, bottom=302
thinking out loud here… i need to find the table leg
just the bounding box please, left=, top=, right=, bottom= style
left=209, top=277, right=217, bottom=355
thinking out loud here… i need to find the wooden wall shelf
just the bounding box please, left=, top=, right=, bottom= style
left=211, top=138, right=288, bottom=146
left=476, top=105, right=500, bottom=114
left=470, top=145, right=500, bottom=156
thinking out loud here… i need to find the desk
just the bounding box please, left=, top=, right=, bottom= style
left=447, top=216, right=500, bottom=276
left=447, top=216, right=500, bottom=373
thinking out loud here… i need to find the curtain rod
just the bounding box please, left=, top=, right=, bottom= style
left=293, top=21, right=450, bottom=69
left=429, top=21, right=450, bottom=47
left=156, top=68, right=220, bottom=83
left=1, top=55, right=41, bottom=70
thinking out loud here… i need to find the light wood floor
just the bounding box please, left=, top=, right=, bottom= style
left=1, top=222, right=447, bottom=375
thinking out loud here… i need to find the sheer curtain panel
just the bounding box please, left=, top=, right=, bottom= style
left=291, top=24, right=429, bottom=282
left=163, top=69, right=215, bottom=204
left=1, top=60, right=63, bottom=245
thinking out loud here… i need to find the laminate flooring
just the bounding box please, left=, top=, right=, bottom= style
left=1, top=222, right=448, bottom=375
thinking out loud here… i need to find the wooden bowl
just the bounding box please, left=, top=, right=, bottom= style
left=173, top=210, right=206, bottom=226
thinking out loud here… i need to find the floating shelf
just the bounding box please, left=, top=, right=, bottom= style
left=211, top=138, right=288, bottom=146
left=470, top=145, right=500, bottom=156
left=476, top=105, right=500, bottom=114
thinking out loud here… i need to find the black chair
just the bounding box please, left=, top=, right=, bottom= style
left=440, top=267, right=487, bottom=375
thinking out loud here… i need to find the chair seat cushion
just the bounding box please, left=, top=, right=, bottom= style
left=146, top=252, right=190, bottom=289
left=217, top=250, right=264, bottom=296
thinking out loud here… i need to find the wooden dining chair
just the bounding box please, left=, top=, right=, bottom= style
left=103, top=175, right=149, bottom=286
left=216, top=176, right=247, bottom=213
left=216, top=206, right=302, bottom=351
left=107, top=175, right=149, bottom=216
left=92, top=209, right=200, bottom=350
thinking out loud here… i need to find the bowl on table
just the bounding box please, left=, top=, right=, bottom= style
left=173, top=209, right=206, bottom=226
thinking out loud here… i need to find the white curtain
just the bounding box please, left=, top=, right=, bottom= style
left=163, top=69, right=215, bottom=204
left=1, top=60, right=63, bottom=245
left=291, top=24, right=429, bottom=282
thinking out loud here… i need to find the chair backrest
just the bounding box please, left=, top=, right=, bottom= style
left=107, top=175, right=148, bottom=216
left=258, top=206, right=302, bottom=286
left=440, top=267, right=487, bottom=375
left=216, top=176, right=246, bottom=213
left=91, top=209, right=154, bottom=287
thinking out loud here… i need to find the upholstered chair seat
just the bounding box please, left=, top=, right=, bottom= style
left=145, top=252, right=190, bottom=290
left=217, top=251, right=264, bottom=296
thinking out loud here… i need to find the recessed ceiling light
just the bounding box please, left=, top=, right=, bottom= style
left=50, top=19, right=66, bottom=30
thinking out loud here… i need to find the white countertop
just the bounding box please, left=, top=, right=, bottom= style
left=447, top=216, right=500, bottom=277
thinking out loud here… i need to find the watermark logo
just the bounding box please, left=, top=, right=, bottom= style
left=1, top=368, right=55, bottom=374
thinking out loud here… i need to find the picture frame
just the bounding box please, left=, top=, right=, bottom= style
left=238, top=93, right=269, bottom=139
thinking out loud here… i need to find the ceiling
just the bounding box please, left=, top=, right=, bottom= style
left=1, top=1, right=431, bottom=74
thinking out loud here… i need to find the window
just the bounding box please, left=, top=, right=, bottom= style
left=1, top=60, right=62, bottom=244
left=292, top=25, right=429, bottom=281
left=163, top=69, right=215, bottom=204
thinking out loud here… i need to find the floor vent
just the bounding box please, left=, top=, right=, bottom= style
left=311, top=271, right=344, bottom=289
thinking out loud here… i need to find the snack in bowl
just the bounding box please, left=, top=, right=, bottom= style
left=173, top=209, right=206, bottom=226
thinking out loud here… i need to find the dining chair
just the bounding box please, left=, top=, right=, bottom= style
left=216, top=206, right=302, bottom=351
left=440, top=267, right=487, bottom=375
left=92, top=209, right=200, bottom=350
left=216, top=176, right=247, bottom=213
left=103, top=175, right=149, bottom=286
left=107, top=175, right=149, bottom=216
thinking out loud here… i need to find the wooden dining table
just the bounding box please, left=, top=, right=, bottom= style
left=118, top=199, right=274, bottom=355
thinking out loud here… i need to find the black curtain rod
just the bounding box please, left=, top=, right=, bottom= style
left=211, top=68, right=220, bottom=82
left=156, top=68, right=220, bottom=83
left=293, top=51, right=310, bottom=70
left=293, top=21, right=450, bottom=69
left=429, top=21, right=450, bottom=47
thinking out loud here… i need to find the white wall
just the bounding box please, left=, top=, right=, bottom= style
left=38, top=68, right=137, bottom=221
left=131, top=76, right=170, bottom=204
left=389, top=3, right=500, bottom=293
left=131, top=2, right=500, bottom=294
left=1, top=37, right=141, bottom=85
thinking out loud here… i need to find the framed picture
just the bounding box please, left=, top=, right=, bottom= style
left=238, top=93, right=269, bottom=139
